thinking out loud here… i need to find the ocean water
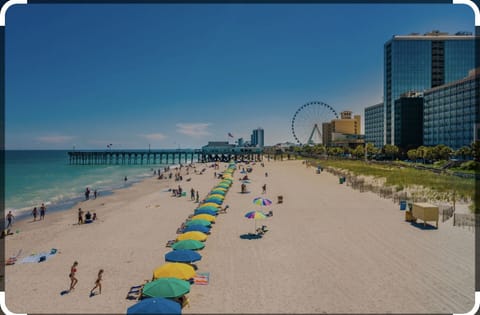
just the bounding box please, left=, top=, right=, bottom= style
left=5, top=150, right=174, bottom=222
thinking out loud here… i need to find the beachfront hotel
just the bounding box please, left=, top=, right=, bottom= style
left=322, top=111, right=364, bottom=147
left=423, top=68, right=479, bottom=149
left=364, top=102, right=384, bottom=148
left=383, top=31, right=475, bottom=145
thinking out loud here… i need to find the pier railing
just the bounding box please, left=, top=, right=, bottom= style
left=67, top=149, right=263, bottom=165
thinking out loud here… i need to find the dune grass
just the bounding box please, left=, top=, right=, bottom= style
left=312, top=159, right=476, bottom=204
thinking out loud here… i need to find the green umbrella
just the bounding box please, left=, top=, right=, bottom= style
left=185, top=219, right=211, bottom=227
left=196, top=206, right=219, bottom=212
left=142, top=278, right=191, bottom=298
left=210, top=190, right=226, bottom=195
left=216, top=184, right=230, bottom=189
left=172, top=239, right=205, bottom=250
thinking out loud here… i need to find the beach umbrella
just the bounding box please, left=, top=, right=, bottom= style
left=191, top=214, right=216, bottom=222
left=195, top=205, right=219, bottom=212
left=210, top=190, right=226, bottom=195
left=205, top=200, right=222, bottom=206
left=207, top=194, right=225, bottom=199
left=220, top=180, right=232, bottom=185
left=127, top=297, right=181, bottom=315
left=194, top=209, right=217, bottom=216
left=182, top=224, right=211, bottom=233
left=199, top=202, right=221, bottom=208
left=153, top=263, right=195, bottom=280
left=142, top=278, right=191, bottom=298
left=213, top=187, right=228, bottom=191
left=253, top=197, right=273, bottom=206
left=165, top=250, right=202, bottom=263
left=176, top=231, right=208, bottom=242
left=185, top=219, right=211, bottom=227
left=172, top=239, right=205, bottom=250
left=217, top=183, right=230, bottom=188
left=245, top=210, right=268, bottom=232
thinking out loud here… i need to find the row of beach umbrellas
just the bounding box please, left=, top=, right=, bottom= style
left=127, top=162, right=237, bottom=315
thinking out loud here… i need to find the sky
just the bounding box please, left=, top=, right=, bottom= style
left=4, top=3, right=475, bottom=149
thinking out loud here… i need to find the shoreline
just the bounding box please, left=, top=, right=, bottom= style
left=5, top=159, right=475, bottom=314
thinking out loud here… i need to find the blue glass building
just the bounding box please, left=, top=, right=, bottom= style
left=423, top=69, right=479, bottom=149
left=384, top=31, right=474, bottom=145
left=251, top=128, right=264, bottom=148
left=364, top=103, right=384, bottom=148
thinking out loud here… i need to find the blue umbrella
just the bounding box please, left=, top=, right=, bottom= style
left=194, top=209, right=217, bottom=216
left=182, top=224, right=211, bottom=233
left=205, top=198, right=223, bottom=205
left=165, top=249, right=202, bottom=263
left=127, top=297, right=181, bottom=314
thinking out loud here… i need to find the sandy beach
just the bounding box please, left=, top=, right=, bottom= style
left=4, top=159, right=475, bottom=314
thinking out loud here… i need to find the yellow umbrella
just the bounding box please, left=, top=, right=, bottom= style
left=176, top=231, right=208, bottom=241
left=207, top=194, right=225, bottom=200
left=153, top=263, right=195, bottom=280
left=200, top=202, right=221, bottom=208
left=191, top=214, right=216, bottom=222
left=212, top=187, right=228, bottom=191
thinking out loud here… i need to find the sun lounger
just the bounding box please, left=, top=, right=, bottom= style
left=126, top=283, right=146, bottom=300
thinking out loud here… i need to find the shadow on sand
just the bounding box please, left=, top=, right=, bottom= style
left=409, top=221, right=438, bottom=230
left=240, top=233, right=262, bottom=240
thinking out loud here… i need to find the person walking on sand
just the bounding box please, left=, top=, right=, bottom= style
left=32, top=207, right=38, bottom=221
left=190, top=188, right=195, bottom=201
left=40, top=203, right=46, bottom=220
left=94, top=190, right=97, bottom=199
left=6, top=211, right=14, bottom=228
left=78, top=208, right=84, bottom=225
left=262, top=184, right=266, bottom=194
left=69, top=261, right=78, bottom=291
left=90, top=269, right=103, bottom=296
left=195, top=190, right=199, bottom=203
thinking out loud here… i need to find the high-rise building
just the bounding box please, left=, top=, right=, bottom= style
left=384, top=31, right=474, bottom=145
left=251, top=128, right=264, bottom=148
left=394, top=92, right=424, bottom=150
left=423, top=68, right=479, bottom=149
left=364, top=103, right=384, bottom=148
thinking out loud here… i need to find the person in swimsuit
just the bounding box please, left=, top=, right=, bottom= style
left=90, top=269, right=104, bottom=295
left=69, top=261, right=78, bottom=291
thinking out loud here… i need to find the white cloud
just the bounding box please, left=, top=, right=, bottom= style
left=140, top=133, right=167, bottom=141
left=176, top=123, right=211, bottom=137
left=37, top=135, right=74, bottom=144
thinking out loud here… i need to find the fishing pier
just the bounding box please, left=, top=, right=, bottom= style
left=68, top=145, right=263, bottom=165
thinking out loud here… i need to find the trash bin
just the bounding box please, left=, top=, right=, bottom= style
left=339, top=177, right=343, bottom=184
left=400, top=200, right=407, bottom=210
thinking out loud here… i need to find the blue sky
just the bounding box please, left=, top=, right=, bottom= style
left=4, top=3, right=475, bottom=149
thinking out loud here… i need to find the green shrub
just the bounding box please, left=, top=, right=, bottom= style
left=459, top=161, right=480, bottom=171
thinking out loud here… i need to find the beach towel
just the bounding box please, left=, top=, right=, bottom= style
left=193, top=272, right=210, bottom=285
left=20, top=248, right=58, bottom=263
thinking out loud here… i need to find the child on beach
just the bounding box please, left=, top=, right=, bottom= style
left=69, top=261, right=78, bottom=291
left=32, top=207, right=38, bottom=221
left=78, top=208, right=84, bottom=225
left=90, top=269, right=103, bottom=296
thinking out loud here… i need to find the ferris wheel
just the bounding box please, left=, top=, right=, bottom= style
left=291, top=101, right=339, bottom=145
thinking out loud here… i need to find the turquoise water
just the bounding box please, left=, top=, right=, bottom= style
left=5, top=150, right=173, bottom=221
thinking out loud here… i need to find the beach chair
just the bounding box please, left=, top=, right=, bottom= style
left=126, top=281, right=148, bottom=300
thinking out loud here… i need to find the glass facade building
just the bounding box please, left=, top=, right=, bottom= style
left=364, top=103, right=384, bottom=148
left=423, top=69, right=479, bottom=149
left=384, top=31, right=474, bottom=145
left=394, top=93, right=423, bottom=150
left=251, top=128, right=264, bottom=148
